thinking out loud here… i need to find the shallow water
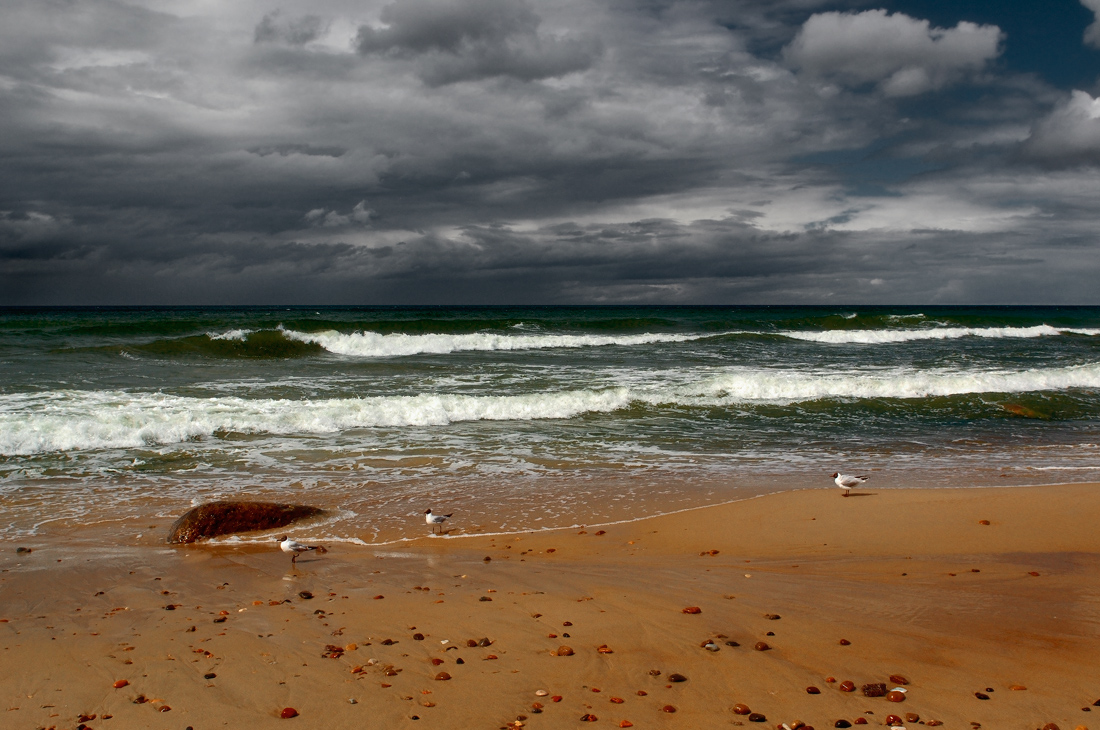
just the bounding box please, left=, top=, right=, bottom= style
left=2, top=305, right=1098, bottom=542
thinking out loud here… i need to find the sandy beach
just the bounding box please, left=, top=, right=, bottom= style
left=3, top=483, right=1100, bottom=730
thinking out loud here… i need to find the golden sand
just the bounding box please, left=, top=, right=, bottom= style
left=3, top=483, right=1100, bottom=729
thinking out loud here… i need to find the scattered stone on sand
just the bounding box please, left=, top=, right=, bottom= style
left=619, top=722, right=633, bottom=728
left=724, top=640, right=740, bottom=647
left=682, top=606, right=702, bottom=614
left=838, top=638, right=851, bottom=645
left=861, top=683, right=886, bottom=697
left=661, top=705, right=676, bottom=713
left=885, top=715, right=902, bottom=725
left=806, top=686, right=821, bottom=694
left=668, top=673, right=687, bottom=683
left=535, top=690, right=548, bottom=697
left=888, top=674, right=909, bottom=685
left=974, top=691, right=990, bottom=700
left=15, top=547, right=32, bottom=553
left=1009, top=684, right=1027, bottom=690
left=834, top=721, right=851, bottom=728
left=748, top=712, right=766, bottom=722
left=733, top=703, right=751, bottom=715
left=598, top=644, right=614, bottom=653
left=839, top=681, right=855, bottom=692
left=1041, top=725, right=1060, bottom=730
left=166, top=501, right=322, bottom=543
left=434, top=672, right=451, bottom=681
left=978, top=519, right=991, bottom=525
left=298, top=591, right=313, bottom=600
left=610, top=697, right=624, bottom=704
left=853, top=719, right=867, bottom=726
left=702, top=641, right=719, bottom=652
left=905, top=713, right=920, bottom=723
left=555, top=646, right=574, bottom=656
left=886, top=690, right=906, bottom=702
left=113, top=680, right=129, bottom=688
left=280, top=707, right=299, bottom=719
left=477, top=637, right=492, bottom=647
left=764, top=613, right=781, bottom=620
left=580, top=713, right=598, bottom=721
left=753, top=641, right=770, bottom=651
left=925, top=721, right=943, bottom=726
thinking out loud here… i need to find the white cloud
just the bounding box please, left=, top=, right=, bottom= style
left=1083, top=0, right=1100, bottom=47
left=1021, top=90, right=1100, bottom=166
left=784, top=9, right=1002, bottom=96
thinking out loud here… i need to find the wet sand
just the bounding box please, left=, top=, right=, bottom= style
left=3, top=483, right=1100, bottom=729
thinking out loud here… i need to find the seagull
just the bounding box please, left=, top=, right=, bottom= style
left=425, top=509, right=453, bottom=535
left=277, top=535, right=327, bottom=563
left=832, top=472, right=869, bottom=496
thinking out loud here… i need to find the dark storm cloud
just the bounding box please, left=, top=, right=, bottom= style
left=1, top=0, right=1099, bottom=304
left=355, top=0, right=601, bottom=84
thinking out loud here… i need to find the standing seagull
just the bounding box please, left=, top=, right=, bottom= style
left=832, top=472, right=869, bottom=496
left=277, top=535, right=327, bottom=563
left=425, top=509, right=453, bottom=535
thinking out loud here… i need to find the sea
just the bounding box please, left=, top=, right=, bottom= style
left=1, top=306, right=1099, bottom=545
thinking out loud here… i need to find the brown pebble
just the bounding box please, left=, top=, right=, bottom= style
left=861, top=683, right=886, bottom=697
left=546, top=548, right=556, bottom=553
left=431, top=658, right=443, bottom=666
left=682, top=606, right=702, bottom=614
left=978, top=520, right=990, bottom=525
left=1028, top=571, right=1040, bottom=576
left=765, top=613, right=781, bottom=620
left=748, top=713, right=766, bottom=722
left=610, top=697, right=624, bottom=704
left=888, top=674, right=909, bottom=685
left=77, top=714, right=96, bottom=722
left=581, top=713, right=598, bottom=721
left=556, top=646, right=574, bottom=656
left=477, top=637, right=492, bottom=647
left=838, top=638, right=851, bottom=645
left=825, top=677, right=836, bottom=683
left=733, top=703, right=751, bottom=715
left=754, top=641, right=770, bottom=651
left=806, top=686, right=821, bottom=694
left=854, top=720, right=868, bottom=726
left=467, top=639, right=478, bottom=647
left=668, top=673, right=687, bottom=682
left=1009, top=684, right=1026, bottom=690
left=113, top=679, right=129, bottom=688
left=886, top=691, right=906, bottom=702
left=637, top=690, right=647, bottom=696
left=563, top=621, right=573, bottom=626
left=598, top=644, right=614, bottom=654
left=834, top=721, right=851, bottom=729
left=974, top=691, right=990, bottom=700
left=839, top=681, right=855, bottom=692
left=158, top=706, right=171, bottom=712
left=1040, top=724, right=1059, bottom=730
left=885, top=716, right=903, bottom=725
left=484, top=654, right=498, bottom=660
left=412, top=633, right=424, bottom=641
left=483, top=557, right=491, bottom=562
left=925, top=721, right=943, bottom=727
left=905, top=713, right=920, bottom=723
left=648, top=669, right=661, bottom=676
left=595, top=530, right=606, bottom=535
left=619, top=722, right=633, bottom=728
left=551, top=696, right=562, bottom=702
left=479, top=596, right=493, bottom=601
left=434, top=672, right=451, bottom=681
left=280, top=707, right=299, bottom=719
left=661, top=705, right=676, bottom=713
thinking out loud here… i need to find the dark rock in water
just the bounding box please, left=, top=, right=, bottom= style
left=166, top=501, right=323, bottom=543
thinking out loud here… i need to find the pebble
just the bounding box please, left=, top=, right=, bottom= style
left=551, top=696, right=563, bottom=702
left=204, top=673, right=217, bottom=679
left=15, top=547, right=32, bottom=553
left=1010, top=684, right=1027, bottom=690
left=702, top=641, right=720, bottom=652
left=580, top=713, right=598, bottom=721
left=765, top=613, right=781, bottom=620
left=854, top=719, right=867, bottom=725
left=555, top=646, right=574, bottom=656
left=682, top=606, right=702, bottom=614
left=974, top=692, right=990, bottom=700
left=598, top=644, right=614, bottom=654
left=834, top=721, right=851, bottom=729
left=886, top=691, right=906, bottom=703
left=885, top=716, right=902, bottom=725
left=733, top=703, right=752, bottom=715
left=806, top=687, right=821, bottom=694
left=905, top=713, right=920, bottom=722
left=412, top=633, right=424, bottom=641
left=280, top=707, right=299, bottom=719
left=661, top=705, right=676, bottom=713
left=978, top=520, right=991, bottom=525
left=535, top=690, right=548, bottom=697
left=747, top=712, right=766, bottom=722
left=1041, top=725, right=1060, bottom=730
left=839, top=681, right=856, bottom=692
left=862, top=683, right=886, bottom=697
left=754, top=641, right=770, bottom=651
left=725, top=640, right=740, bottom=647
left=113, top=680, right=129, bottom=688
left=619, top=722, right=633, bottom=728
left=838, top=639, right=851, bottom=645
left=825, top=677, right=837, bottom=683
left=348, top=699, right=357, bottom=704
left=434, top=672, right=452, bottom=681
left=668, top=674, right=687, bottom=682
left=637, top=691, right=647, bottom=696
left=925, top=721, right=943, bottom=727
left=298, top=591, right=313, bottom=600
left=888, top=675, right=909, bottom=685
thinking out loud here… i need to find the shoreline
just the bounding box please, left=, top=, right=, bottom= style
left=3, top=482, right=1100, bottom=729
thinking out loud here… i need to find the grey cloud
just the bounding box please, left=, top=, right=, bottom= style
left=248, top=143, right=347, bottom=158
left=1020, top=90, right=1100, bottom=167
left=355, top=0, right=601, bottom=84
left=254, top=11, right=328, bottom=46
left=784, top=9, right=1003, bottom=96
left=1083, top=0, right=1100, bottom=48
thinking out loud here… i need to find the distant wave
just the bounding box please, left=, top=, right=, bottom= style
left=4, top=361, right=1099, bottom=455
left=279, top=327, right=712, bottom=357
left=779, top=324, right=1100, bottom=344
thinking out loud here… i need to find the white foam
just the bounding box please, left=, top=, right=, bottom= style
left=208, top=329, right=253, bottom=341
left=280, top=327, right=712, bottom=357
left=3, top=361, right=1099, bottom=455
left=780, top=324, right=1100, bottom=344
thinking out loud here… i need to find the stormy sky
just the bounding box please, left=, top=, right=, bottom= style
left=2, top=0, right=1099, bottom=305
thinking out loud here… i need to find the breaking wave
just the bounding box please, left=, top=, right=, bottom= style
left=780, top=324, right=1100, bottom=344
left=3, top=362, right=1099, bottom=455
